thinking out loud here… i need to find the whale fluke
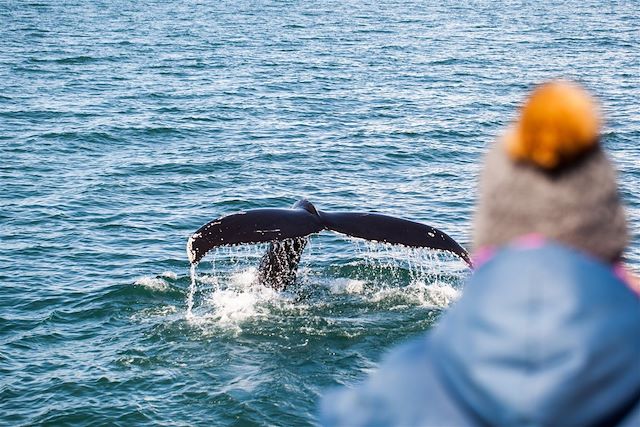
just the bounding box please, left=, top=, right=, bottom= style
left=187, top=199, right=471, bottom=289
left=187, top=206, right=323, bottom=264
left=319, top=212, right=471, bottom=267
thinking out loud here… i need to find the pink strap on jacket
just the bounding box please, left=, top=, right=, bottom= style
left=472, top=233, right=545, bottom=268
left=472, top=234, right=640, bottom=296
left=614, top=263, right=640, bottom=296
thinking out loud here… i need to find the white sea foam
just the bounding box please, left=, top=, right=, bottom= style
left=420, top=280, right=461, bottom=307
left=326, top=278, right=366, bottom=295
left=160, top=271, right=178, bottom=280
left=368, top=280, right=460, bottom=309
left=229, top=267, right=259, bottom=288
left=204, top=288, right=267, bottom=325
left=186, top=267, right=300, bottom=333
left=134, top=276, right=170, bottom=292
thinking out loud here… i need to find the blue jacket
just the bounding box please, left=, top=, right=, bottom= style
left=320, top=243, right=640, bottom=426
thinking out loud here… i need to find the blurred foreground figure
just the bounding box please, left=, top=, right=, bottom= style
left=320, top=82, right=640, bottom=426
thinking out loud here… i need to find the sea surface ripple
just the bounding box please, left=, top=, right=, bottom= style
left=1, top=1, right=639, bottom=425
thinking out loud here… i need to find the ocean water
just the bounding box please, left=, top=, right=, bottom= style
left=1, top=1, right=639, bottom=425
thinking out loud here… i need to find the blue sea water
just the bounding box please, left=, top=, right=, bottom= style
left=1, top=1, right=639, bottom=425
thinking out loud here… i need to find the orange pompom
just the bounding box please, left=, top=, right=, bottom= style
left=506, top=81, right=601, bottom=170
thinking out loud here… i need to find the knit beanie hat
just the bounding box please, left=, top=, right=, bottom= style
left=473, top=81, right=628, bottom=263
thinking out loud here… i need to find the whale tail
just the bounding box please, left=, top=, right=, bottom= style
left=186, top=204, right=323, bottom=265
left=187, top=199, right=471, bottom=268
left=319, top=211, right=472, bottom=267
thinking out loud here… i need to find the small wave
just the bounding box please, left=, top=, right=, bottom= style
left=422, top=282, right=461, bottom=307
left=27, top=55, right=103, bottom=65
left=368, top=280, right=460, bottom=309
left=134, top=276, right=170, bottom=292
left=130, top=305, right=178, bottom=323
left=160, top=271, right=178, bottom=280
left=55, top=55, right=100, bottom=64
left=326, top=278, right=366, bottom=295
left=38, top=131, right=120, bottom=143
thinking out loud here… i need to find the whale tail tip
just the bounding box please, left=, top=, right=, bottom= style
left=187, top=233, right=200, bottom=265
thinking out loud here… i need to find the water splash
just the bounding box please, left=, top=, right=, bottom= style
left=186, top=244, right=260, bottom=320
left=368, top=280, right=461, bottom=308
left=186, top=264, right=197, bottom=320
left=185, top=266, right=305, bottom=335
left=183, top=237, right=468, bottom=327
left=185, top=243, right=279, bottom=322
left=349, top=237, right=469, bottom=286
left=327, top=278, right=366, bottom=295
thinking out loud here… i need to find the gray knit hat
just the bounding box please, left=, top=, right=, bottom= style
left=473, top=82, right=628, bottom=262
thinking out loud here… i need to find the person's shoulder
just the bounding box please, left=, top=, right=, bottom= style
left=319, top=336, right=477, bottom=427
